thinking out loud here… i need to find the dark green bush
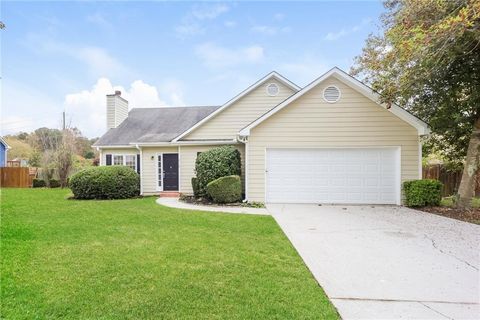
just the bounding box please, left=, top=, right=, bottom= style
left=49, top=179, right=61, bottom=188
left=69, top=166, right=140, bottom=200
left=32, top=179, right=46, bottom=188
left=191, top=177, right=200, bottom=197
left=206, top=175, right=242, bottom=204
left=403, top=179, right=443, bottom=207
left=195, top=146, right=241, bottom=196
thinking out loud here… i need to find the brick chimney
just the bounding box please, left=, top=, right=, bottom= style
left=106, top=91, right=128, bottom=129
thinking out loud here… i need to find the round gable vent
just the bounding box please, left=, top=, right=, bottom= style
left=323, top=85, right=341, bottom=103
left=266, top=83, right=280, bottom=96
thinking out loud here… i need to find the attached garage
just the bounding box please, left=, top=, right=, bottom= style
left=240, top=68, right=430, bottom=205
left=266, top=148, right=401, bottom=204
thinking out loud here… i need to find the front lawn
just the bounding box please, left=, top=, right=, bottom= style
left=0, top=188, right=338, bottom=319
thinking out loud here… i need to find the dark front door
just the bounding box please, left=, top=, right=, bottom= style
left=163, top=153, right=179, bottom=191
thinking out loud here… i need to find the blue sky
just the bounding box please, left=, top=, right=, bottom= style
left=1, top=1, right=384, bottom=137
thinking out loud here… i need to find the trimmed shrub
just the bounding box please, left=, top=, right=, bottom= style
left=403, top=179, right=443, bottom=207
left=49, top=179, right=61, bottom=188
left=206, top=175, right=242, bottom=204
left=69, top=166, right=140, bottom=200
left=195, top=146, right=241, bottom=196
left=32, top=179, right=46, bottom=188
left=191, top=177, right=200, bottom=197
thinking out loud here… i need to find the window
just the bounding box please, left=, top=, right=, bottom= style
left=109, top=154, right=136, bottom=171
left=125, top=155, right=136, bottom=171
left=113, top=155, right=124, bottom=165
left=157, top=155, right=162, bottom=188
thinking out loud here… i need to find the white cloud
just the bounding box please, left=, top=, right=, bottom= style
left=280, top=55, right=329, bottom=86
left=195, top=43, right=264, bottom=68
left=86, top=12, right=112, bottom=30
left=176, top=3, right=229, bottom=37
left=274, top=13, right=285, bottom=21
left=22, top=34, right=127, bottom=77
left=191, top=4, right=229, bottom=20
left=251, top=25, right=277, bottom=36
left=224, top=20, right=237, bottom=28
left=1, top=79, right=62, bottom=135
left=64, top=78, right=184, bottom=137
left=325, top=18, right=372, bottom=41
left=250, top=25, right=291, bottom=36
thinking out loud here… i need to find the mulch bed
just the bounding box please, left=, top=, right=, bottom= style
left=180, top=195, right=243, bottom=207
left=418, top=206, right=480, bottom=225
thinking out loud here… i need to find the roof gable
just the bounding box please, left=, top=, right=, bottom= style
left=172, top=71, right=300, bottom=142
left=239, top=67, right=430, bottom=136
left=0, top=137, right=11, bottom=149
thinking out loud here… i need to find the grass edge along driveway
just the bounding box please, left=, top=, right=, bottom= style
left=1, top=188, right=338, bottom=319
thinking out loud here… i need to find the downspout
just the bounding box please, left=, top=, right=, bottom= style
left=237, top=135, right=249, bottom=203
left=135, top=144, right=143, bottom=195
left=96, top=147, right=102, bottom=166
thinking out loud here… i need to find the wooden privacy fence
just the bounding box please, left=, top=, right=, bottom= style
left=0, top=167, right=34, bottom=188
left=423, top=164, right=480, bottom=197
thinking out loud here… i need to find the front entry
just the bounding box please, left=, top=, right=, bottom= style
left=162, top=153, right=179, bottom=191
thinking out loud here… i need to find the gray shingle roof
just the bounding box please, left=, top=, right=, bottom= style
left=94, top=106, right=220, bottom=146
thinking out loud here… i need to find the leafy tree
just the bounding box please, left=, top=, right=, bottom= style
left=29, top=128, right=62, bottom=152
left=352, top=0, right=480, bottom=207
left=3, top=137, right=33, bottom=161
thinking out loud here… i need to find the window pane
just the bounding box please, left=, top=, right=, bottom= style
left=158, top=155, right=162, bottom=187
left=125, top=155, right=136, bottom=171
left=113, top=155, right=123, bottom=165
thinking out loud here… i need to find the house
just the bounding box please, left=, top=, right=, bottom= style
left=93, top=67, right=429, bottom=205
left=0, top=137, right=11, bottom=167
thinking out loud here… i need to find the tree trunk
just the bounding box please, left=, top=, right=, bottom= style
left=457, top=117, right=480, bottom=208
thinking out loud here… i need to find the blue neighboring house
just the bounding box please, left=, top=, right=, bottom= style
left=0, top=137, right=11, bottom=167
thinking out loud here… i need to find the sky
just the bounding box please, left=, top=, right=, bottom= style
left=1, top=1, right=384, bottom=138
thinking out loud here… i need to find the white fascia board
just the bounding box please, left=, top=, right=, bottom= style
left=239, top=67, right=430, bottom=136
left=0, top=137, right=11, bottom=149
left=172, top=71, right=300, bottom=142
left=93, top=145, right=136, bottom=149
left=130, top=139, right=239, bottom=147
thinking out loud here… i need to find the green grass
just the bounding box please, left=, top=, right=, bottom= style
left=0, top=188, right=338, bottom=319
left=440, top=196, right=480, bottom=208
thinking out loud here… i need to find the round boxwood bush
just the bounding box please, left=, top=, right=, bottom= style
left=403, top=179, right=443, bottom=207
left=206, top=175, right=242, bottom=203
left=195, top=146, right=241, bottom=196
left=32, top=179, right=46, bottom=188
left=69, top=166, right=140, bottom=200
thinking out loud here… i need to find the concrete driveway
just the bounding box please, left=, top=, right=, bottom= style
left=268, top=204, right=480, bottom=319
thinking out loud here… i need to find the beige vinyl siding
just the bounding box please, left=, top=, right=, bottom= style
left=179, top=144, right=245, bottom=194
left=141, top=147, right=179, bottom=195
left=106, top=95, right=128, bottom=129
left=247, top=75, right=420, bottom=203
left=183, top=79, right=296, bottom=140
left=101, top=148, right=138, bottom=166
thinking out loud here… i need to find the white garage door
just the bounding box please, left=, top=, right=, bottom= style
left=266, top=148, right=400, bottom=204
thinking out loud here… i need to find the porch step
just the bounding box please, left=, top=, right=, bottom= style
left=159, top=191, right=180, bottom=198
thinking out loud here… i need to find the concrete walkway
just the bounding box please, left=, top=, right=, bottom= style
left=156, top=197, right=270, bottom=215
left=268, top=204, right=480, bottom=319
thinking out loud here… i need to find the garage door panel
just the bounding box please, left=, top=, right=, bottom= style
left=266, top=148, right=399, bottom=204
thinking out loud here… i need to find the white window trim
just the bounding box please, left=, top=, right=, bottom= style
left=108, top=153, right=138, bottom=171
left=156, top=153, right=164, bottom=191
